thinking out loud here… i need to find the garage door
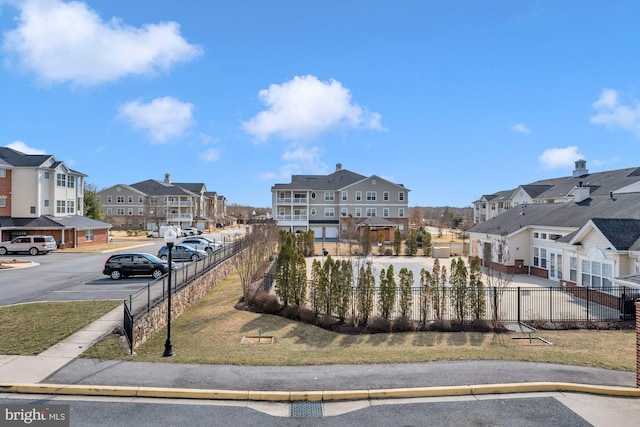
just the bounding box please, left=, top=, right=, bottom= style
left=311, top=227, right=323, bottom=238
left=325, top=227, right=339, bottom=238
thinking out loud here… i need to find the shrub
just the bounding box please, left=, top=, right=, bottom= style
left=317, top=314, right=338, bottom=329
left=252, top=292, right=282, bottom=314
left=368, top=316, right=391, bottom=333
left=298, top=307, right=317, bottom=324
left=392, top=316, right=416, bottom=332
left=384, top=248, right=393, bottom=256
left=432, top=319, right=452, bottom=331
left=280, top=306, right=299, bottom=320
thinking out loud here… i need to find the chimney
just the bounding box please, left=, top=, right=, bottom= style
left=573, top=184, right=590, bottom=203
left=336, top=163, right=342, bottom=171
left=573, top=159, right=588, bottom=177
left=164, top=173, right=171, bottom=184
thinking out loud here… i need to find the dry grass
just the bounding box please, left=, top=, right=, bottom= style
left=0, top=300, right=122, bottom=355
left=83, top=271, right=636, bottom=371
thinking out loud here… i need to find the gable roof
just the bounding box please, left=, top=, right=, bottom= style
left=0, top=215, right=110, bottom=230
left=273, top=169, right=367, bottom=191
left=468, top=192, right=640, bottom=237
left=130, top=179, right=195, bottom=197
left=589, top=218, right=640, bottom=251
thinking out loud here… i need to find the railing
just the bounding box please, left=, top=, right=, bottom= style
left=123, top=239, right=244, bottom=320
left=267, top=281, right=639, bottom=324
left=275, top=198, right=308, bottom=204
left=275, top=215, right=308, bottom=221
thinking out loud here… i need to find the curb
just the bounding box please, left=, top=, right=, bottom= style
left=1, top=382, right=639, bottom=401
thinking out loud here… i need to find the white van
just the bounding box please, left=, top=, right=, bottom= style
left=147, top=226, right=182, bottom=239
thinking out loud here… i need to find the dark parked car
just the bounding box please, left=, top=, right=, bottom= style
left=179, top=236, right=222, bottom=253
left=215, top=223, right=224, bottom=229
left=157, top=244, right=208, bottom=262
left=103, top=253, right=172, bottom=280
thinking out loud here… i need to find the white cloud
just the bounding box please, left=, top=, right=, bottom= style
left=590, top=88, right=640, bottom=137
left=511, top=122, right=531, bottom=134
left=260, top=145, right=327, bottom=181
left=538, top=146, right=583, bottom=170
left=118, top=96, right=195, bottom=142
left=5, top=140, right=46, bottom=154
left=199, top=148, right=219, bottom=163
left=2, top=0, right=202, bottom=86
left=242, top=75, right=384, bottom=142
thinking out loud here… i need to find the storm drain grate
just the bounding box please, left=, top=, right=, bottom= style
left=290, top=402, right=323, bottom=418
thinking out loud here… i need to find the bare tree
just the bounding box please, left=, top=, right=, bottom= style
left=237, top=224, right=278, bottom=303
left=482, top=235, right=514, bottom=328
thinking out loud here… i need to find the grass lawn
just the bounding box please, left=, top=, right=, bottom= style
left=0, top=300, right=122, bottom=355
left=82, top=271, right=637, bottom=371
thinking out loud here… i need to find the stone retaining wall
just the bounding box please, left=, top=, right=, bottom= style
left=131, top=255, right=240, bottom=350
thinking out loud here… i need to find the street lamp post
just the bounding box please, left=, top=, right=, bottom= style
left=162, top=227, right=177, bottom=357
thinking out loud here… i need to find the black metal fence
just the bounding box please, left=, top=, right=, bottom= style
left=122, top=239, right=245, bottom=353
left=263, top=276, right=639, bottom=324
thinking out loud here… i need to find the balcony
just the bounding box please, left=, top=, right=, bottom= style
left=275, top=198, right=308, bottom=205
left=275, top=214, right=308, bottom=227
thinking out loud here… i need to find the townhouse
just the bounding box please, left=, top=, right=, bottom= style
left=271, top=164, right=410, bottom=240
left=0, top=147, right=110, bottom=247
left=467, top=161, right=640, bottom=294
left=98, top=174, right=228, bottom=231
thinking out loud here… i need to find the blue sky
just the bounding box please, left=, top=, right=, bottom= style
left=1, top=1, right=640, bottom=209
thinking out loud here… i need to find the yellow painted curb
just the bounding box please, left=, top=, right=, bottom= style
left=290, top=391, right=323, bottom=401
left=555, top=383, right=640, bottom=397
left=248, top=391, right=291, bottom=401
left=471, top=382, right=558, bottom=395
left=322, top=390, right=369, bottom=401
left=15, top=384, right=138, bottom=397
left=369, top=385, right=473, bottom=399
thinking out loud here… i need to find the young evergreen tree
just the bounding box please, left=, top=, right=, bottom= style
left=419, top=268, right=432, bottom=324
left=422, top=231, right=432, bottom=257
left=404, top=228, right=419, bottom=255
left=393, top=229, right=402, bottom=255
left=377, top=231, right=385, bottom=255
left=362, top=225, right=372, bottom=256
left=439, top=264, right=448, bottom=320
left=450, top=258, right=469, bottom=322
left=309, top=259, right=323, bottom=313
left=398, top=267, right=414, bottom=318
left=431, top=259, right=442, bottom=320
left=356, top=262, right=375, bottom=325
left=468, top=256, right=486, bottom=320
left=334, top=260, right=353, bottom=322
left=292, top=252, right=307, bottom=306
left=322, top=256, right=335, bottom=315
left=378, top=265, right=397, bottom=319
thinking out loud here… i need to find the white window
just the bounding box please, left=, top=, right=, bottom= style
left=138, top=208, right=144, bottom=215
left=324, top=208, right=335, bottom=217
left=569, top=257, right=577, bottom=282
left=44, top=171, right=49, bottom=179
left=67, top=175, right=75, bottom=188
left=366, top=191, right=377, bottom=201
left=67, top=200, right=75, bottom=213
left=0, top=168, right=5, bottom=178
left=311, top=208, right=316, bottom=216
left=56, top=173, right=66, bottom=187
left=116, top=208, right=125, bottom=215
left=107, top=196, right=112, bottom=203
left=533, top=247, right=540, bottom=267
left=581, top=260, right=613, bottom=288
left=383, top=191, right=389, bottom=201
left=128, top=208, right=133, bottom=215
left=128, top=196, right=133, bottom=203
left=107, top=208, right=112, bottom=215
left=398, top=208, right=405, bottom=217
left=341, top=208, right=348, bottom=217
left=383, top=208, right=389, bottom=217
left=356, top=191, right=362, bottom=201
left=341, top=191, right=348, bottom=201
left=341, top=226, right=347, bottom=234
left=324, top=192, right=335, bottom=201
left=44, top=200, right=49, bottom=207
left=139, top=196, right=144, bottom=203
left=117, top=196, right=125, bottom=204
left=366, top=208, right=376, bottom=217
left=56, top=200, right=66, bottom=213
left=355, top=208, right=362, bottom=217
left=85, top=229, right=94, bottom=242
left=398, top=191, right=405, bottom=201
left=0, top=197, right=6, bottom=207
left=278, top=207, right=285, bottom=216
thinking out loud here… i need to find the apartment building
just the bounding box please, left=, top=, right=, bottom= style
left=271, top=164, right=410, bottom=240
left=98, top=174, right=227, bottom=231
left=0, top=147, right=110, bottom=247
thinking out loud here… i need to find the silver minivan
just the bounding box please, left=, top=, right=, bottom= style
left=0, top=235, right=58, bottom=255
